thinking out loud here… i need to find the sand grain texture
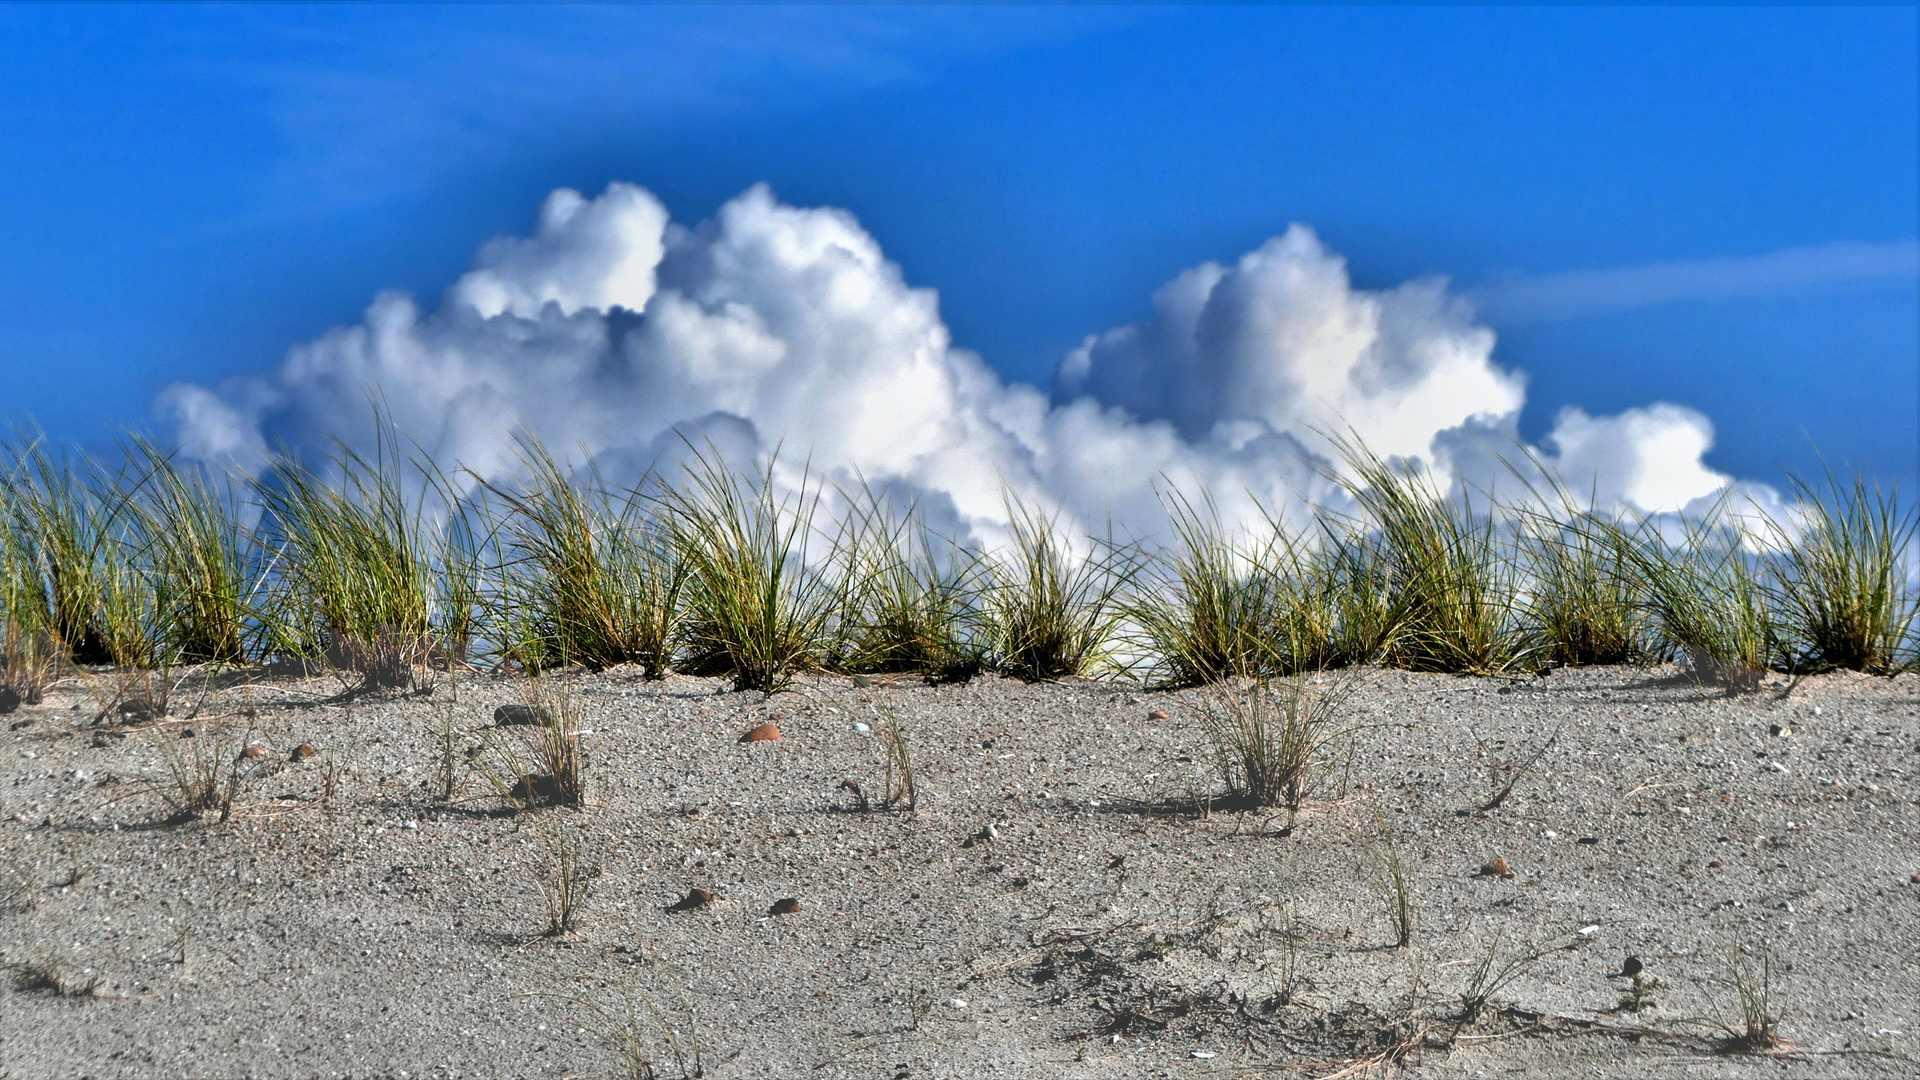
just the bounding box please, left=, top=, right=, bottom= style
left=1, top=665, right=1917, bottom=1078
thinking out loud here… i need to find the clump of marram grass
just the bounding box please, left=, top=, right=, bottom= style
left=0, top=618, right=60, bottom=712
left=1520, top=510, right=1649, bottom=668
left=1297, top=523, right=1393, bottom=669
left=829, top=484, right=985, bottom=681
left=125, top=438, right=257, bottom=665
left=1610, top=501, right=1783, bottom=690
left=0, top=459, right=57, bottom=699
left=1768, top=470, right=1915, bottom=675
left=661, top=448, right=840, bottom=694
left=1200, top=673, right=1356, bottom=812
left=1, top=434, right=151, bottom=666
left=254, top=438, right=436, bottom=669
left=431, top=501, right=484, bottom=667
left=1333, top=439, right=1528, bottom=675
left=1127, top=492, right=1285, bottom=686
left=1499, top=453, right=1649, bottom=669
left=984, top=500, right=1138, bottom=682
left=335, top=623, right=428, bottom=692
left=487, top=439, right=684, bottom=676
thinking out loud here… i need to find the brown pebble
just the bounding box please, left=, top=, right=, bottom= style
left=1910, top=872, right=1920, bottom=885
left=238, top=744, right=271, bottom=760
left=768, top=897, right=801, bottom=916
left=1148, top=710, right=1169, bottom=720
left=290, top=743, right=319, bottom=762
left=1481, top=856, right=1514, bottom=879
left=1710, top=860, right=1723, bottom=869
left=739, top=722, right=782, bottom=744
left=667, top=888, right=716, bottom=912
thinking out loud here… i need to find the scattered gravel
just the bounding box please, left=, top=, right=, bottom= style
left=1, top=664, right=1917, bottom=1078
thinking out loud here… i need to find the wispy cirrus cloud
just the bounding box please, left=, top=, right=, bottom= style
left=1470, top=239, right=1918, bottom=323
left=223, top=7, right=1131, bottom=215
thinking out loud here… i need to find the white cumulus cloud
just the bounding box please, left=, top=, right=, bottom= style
left=159, top=181, right=1742, bottom=543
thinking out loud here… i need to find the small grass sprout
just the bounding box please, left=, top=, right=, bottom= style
left=1200, top=673, right=1356, bottom=812
left=553, top=963, right=706, bottom=1080
left=1453, top=931, right=1549, bottom=1031
left=146, top=719, right=255, bottom=824
left=878, top=708, right=917, bottom=812
left=1366, top=808, right=1415, bottom=948
left=1713, top=941, right=1788, bottom=1053
left=528, top=812, right=599, bottom=937
left=1, top=857, right=32, bottom=914
left=470, top=685, right=586, bottom=810
left=1616, top=971, right=1665, bottom=1014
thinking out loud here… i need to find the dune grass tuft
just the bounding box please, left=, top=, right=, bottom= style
left=0, top=422, right=1911, bottom=687
left=661, top=448, right=841, bottom=694
left=829, top=483, right=985, bottom=681
left=472, top=685, right=588, bottom=810
left=255, top=439, right=435, bottom=670
left=1610, top=501, right=1782, bottom=689
left=985, top=500, right=1137, bottom=682
left=1128, top=492, right=1284, bottom=686
left=1714, top=941, right=1788, bottom=1053
left=126, top=439, right=258, bottom=666
left=2, top=435, right=150, bottom=665
left=1340, top=443, right=1529, bottom=675
left=489, top=440, right=683, bottom=676
left=1520, top=510, right=1649, bottom=669
left=1770, top=471, right=1915, bottom=675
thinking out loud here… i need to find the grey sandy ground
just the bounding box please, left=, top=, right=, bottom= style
left=1, top=665, right=1917, bottom=1079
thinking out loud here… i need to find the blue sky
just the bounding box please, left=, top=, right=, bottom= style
left=1, top=4, right=1915, bottom=490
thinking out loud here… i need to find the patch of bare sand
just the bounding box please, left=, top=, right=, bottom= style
left=1, top=665, right=1916, bottom=1078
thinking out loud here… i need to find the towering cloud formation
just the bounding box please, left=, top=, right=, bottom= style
left=160, top=181, right=1737, bottom=543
